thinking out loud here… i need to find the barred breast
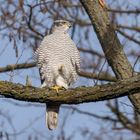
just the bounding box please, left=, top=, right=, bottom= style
left=35, top=31, right=80, bottom=87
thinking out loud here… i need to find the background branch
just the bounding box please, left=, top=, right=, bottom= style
left=80, top=0, right=140, bottom=113
left=0, top=62, right=116, bottom=81
left=107, top=8, right=140, bottom=14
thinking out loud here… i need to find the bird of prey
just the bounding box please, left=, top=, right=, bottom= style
left=34, top=20, right=80, bottom=130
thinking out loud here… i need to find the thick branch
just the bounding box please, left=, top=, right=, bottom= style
left=0, top=75, right=140, bottom=104
left=80, top=0, right=140, bottom=113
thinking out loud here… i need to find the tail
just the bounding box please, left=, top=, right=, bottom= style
left=46, top=104, right=60, bottom=130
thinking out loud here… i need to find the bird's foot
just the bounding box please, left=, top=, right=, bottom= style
left=98, top=0, right=106, bottom=8
left=50, top=86, right=64, bottom=93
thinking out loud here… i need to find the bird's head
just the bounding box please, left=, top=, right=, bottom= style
left=52, top=20, right=72, bottom=33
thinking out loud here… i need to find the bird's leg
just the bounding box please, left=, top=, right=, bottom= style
left=50, top=86, right=64, bottom=93
left=98, top=0, right=106, bottom=8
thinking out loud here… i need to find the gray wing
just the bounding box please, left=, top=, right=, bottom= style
left=34, top=36, right=52, bottom=86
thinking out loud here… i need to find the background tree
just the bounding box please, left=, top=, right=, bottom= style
left=0, top=0, right=140, bottom=139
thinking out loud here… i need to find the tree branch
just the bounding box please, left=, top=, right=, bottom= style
left=0, top=62, right=116, bottom=81
left=107, top=8, right=140, bottom=14
left=107, top=102, right=140, bottom=135
left=79, top=71, right=116, bottom=82
left=117, top=29, right=140, bottom=45
left=0, top=75, right=140, bottom=104
left=78, top=47, right=104, bottom=58
left=26, top=4, right=44, bottom=38
left=116, top=25, right=140, bottom=33
left=80, top=0, right=140, bottom=113
left=0, top=62, right=36, bottom=72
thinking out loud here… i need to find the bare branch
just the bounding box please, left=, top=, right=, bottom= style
left=117, top=29, right=140, bottom=45
left=0, top=62, right=116, bottom=81
left=107, top=8, right=140, bottom=14
left=63, top=105, right=117, bottom=122
left=116, top=25, right=140, bottom=33
left=78, top=47, right=104, bottom=58
left=0, top=74, right=140, bottom=104
left=26, top=5, right=44, bottom=37
left=107, top=102, right=140, bottom=135
left=0, top=62, right=36, bottom=73
left=80, top=0, right=140, bottom=113
left=79, top=71, right=116, bottom=82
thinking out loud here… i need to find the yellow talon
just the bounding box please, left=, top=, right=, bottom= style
left=50, top=86, right=63, bottom=93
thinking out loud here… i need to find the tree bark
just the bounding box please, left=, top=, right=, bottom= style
left=80, top=0, right=140, bottom=113
left=0, top=75, right=140, bottom=105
